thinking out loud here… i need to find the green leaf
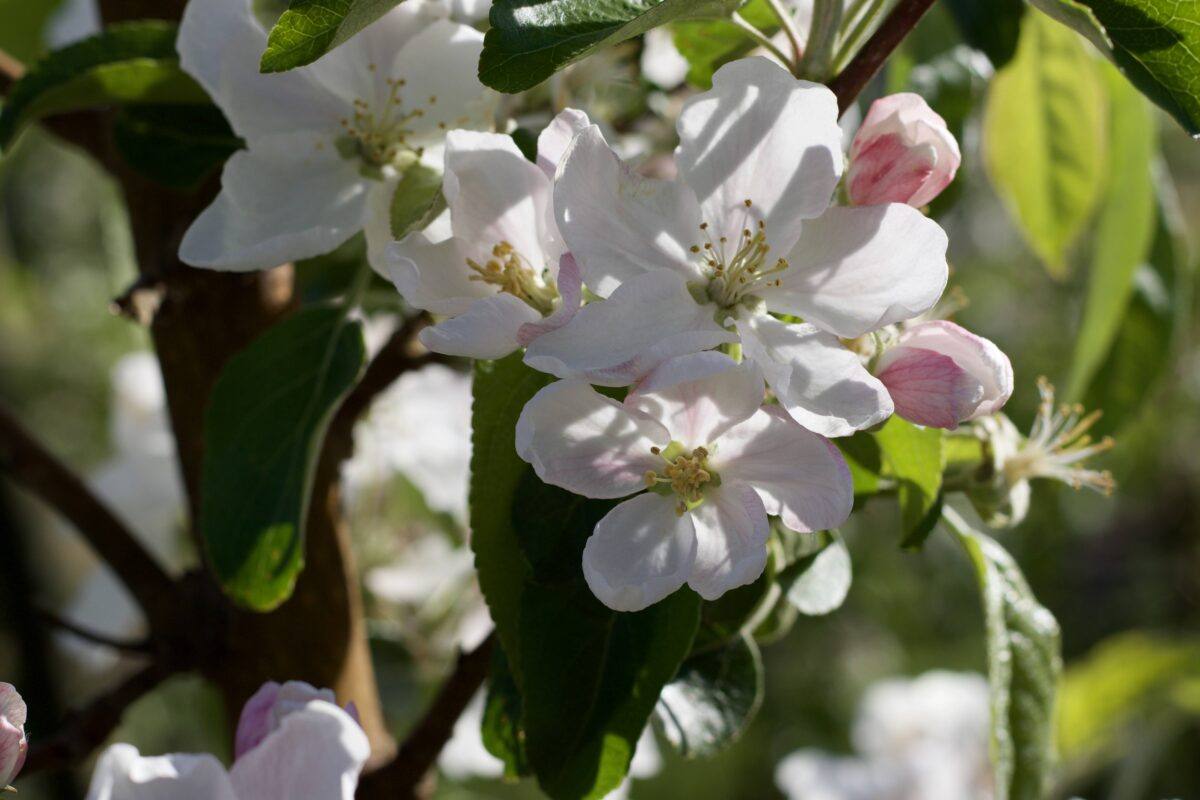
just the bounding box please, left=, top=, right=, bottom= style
left=468, top=354, right=552, bottom=689
left=943, top=0, right=1026, bottom=68
left=1066, top=63, right=1158, bottom=401
left=874, top=417, right=944, bottom=549
left=670, top=0, right=776, bottom=88
left=479, top=0, right=746, bottom=93
left=943, top=507, right=1062, bottom=800
left=983, top=11, right=1107, bottom=278
left=112, top=104, right=243, bottom=189
left=389, top=162, right=445, bottom=239
left=1029, top=0, right=1200, bottom=137
left=654, top=632, right=764, bottom=759
left=0, top=21, right=210, bottom=149
left=515, top=473, right=701, bottom=800
left=834, top=431, right=883, bottom=499
left=201, top=306, right=366, bottom=610
left=482, top=646, right=531, bottom=778
left=260, top=0, right=405, bottom=73
left=777, top=530, right=851, bottom=616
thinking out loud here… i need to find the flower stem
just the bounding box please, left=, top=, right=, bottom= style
left=833, top=0, right=890, bottom=74
left=797, top=0, right=843, bottom=81
left=731, top=12, right=797, bottom=73
left=764, top=0, right=805, bottom=66
left=828, top=0, right=937, bottom=115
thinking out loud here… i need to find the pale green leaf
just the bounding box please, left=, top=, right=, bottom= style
left=875, top=417, right=944, bottom=548
left=389, top=162, right=444, bottom=239
left=260, top=0, right=405, bottom=73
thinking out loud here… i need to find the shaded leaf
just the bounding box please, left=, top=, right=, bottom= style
left=479, top=0, right=746, bottom=93
left=389, top=162, right=444, bottom=239
left=113, top=104, right=242, bottom=189
left=943, top=0, right=1026, bottom=68
left=482, top=646, right=530, bottom=778
left=983, top=11, right=1107, bottom=277
left=260, top=0, right=405, bottom=73
left=655, top=632, right=764, bottom=759
left=201, top=306, right=366, bottom=610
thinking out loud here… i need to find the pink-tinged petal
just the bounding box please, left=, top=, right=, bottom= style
left=583, top=493, right=698, bottom=612
left=687, top=482, right=770, bottom=601
left=537, top=108, right=592, bottom=179
left=85, top=745, right=239, bottom=800
left=766, top=204, right=948, bottom=338
left=517, top=252, right=583, bottom=345
left=419, top=294, right=541, bottom=359
left=847, top=93, right=960, bottom=208
left=381, top=236, right=493, bottom=316
left=443, top=130, right=560, bottom=269
left=523, top=270, right=735, bottom=386
left=889, top=320, right=1014, bottom=419
left=229, top=701, right=368, bottom=800
left=626, top=352, right=764, bottom=446
left=676, top=57, right=842, bottom=255
left=876, top=347, right=983, bottom=429
left=234, top=682, right=281, bottom=759
left=737, top=315, right=893, bottom=437
left=516, top=381, right=669, bottom=499
left=0, top=684, right=26, bottom=786
left=712, top=407, right=853, bottom=533
left=555, top=126, right=703, bottom=296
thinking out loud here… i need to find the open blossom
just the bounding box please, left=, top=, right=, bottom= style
left=872, top=320, right=1013, bottom=429
left=525, top=57, right=948, bottom=437
left=846, top=93, right=960, bottom=208
left=87, top=682, right=367, bottom=800
left=517, top=352, right=852, bottom=611
left=234, top=681, right=361, bottom=760
left=177, top=0, right=492, bottom=271
left=381, top=110, right=592, bottom=359
left=1, top=684, right=27, bottom=790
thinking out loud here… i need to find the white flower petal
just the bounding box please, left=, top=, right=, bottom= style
left=389, top=19, right=492, bottom=143
left=228, top=701, right=368, bottom=800
left=524, top=270, right=735, bottom=386
left=583, top=493, right=698, bottom=612
left=712, top=407, right=853, bottom=533
left=444, top=130, right=559, bottom=268
left=687, top=482, right=769, bottom=600
left=738, top=315, right=893, bottom=437
left=516, top=381, right=669, bottom=499
left=536, top=107, right=592, bottom=179
left=363, top=178, right=400, bottom=273
left=517, top=252, right=583, bottom=345
left=887, top=321, right=1013, bottom=420
left=381, top=236, right=492, bottom=315
left=766, top=204, right=949, bottom=338
left=179, top=133, right=368, bottom=271
left=418, top=294, right=541, bottom=359
left=86, top=745, right=238, bottom=800
left=676, top=57, right=842, bottom=255
left=555, top=126, right=703, bottom=296
left=626, top=352, right=763, bottom=446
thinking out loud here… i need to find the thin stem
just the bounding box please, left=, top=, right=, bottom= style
left=833, top=0, right=889, bottom=73
left=37, top=608, right=155, bottom=655
left=764, top=0, right=805, bottom=65
left=731, top=12, right=796, bottom=73
left=797, top=0, right=843, bottom=80
left=828, top=0, right=936, bottom=115
left=0, top=404, right=176, bottom=612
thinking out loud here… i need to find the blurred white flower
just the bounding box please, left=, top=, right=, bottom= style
left=776, top=671, right=993, bottom=800
left=44, top=0, right=100, bottom=47
left=640, top=28, right=689, bottom=90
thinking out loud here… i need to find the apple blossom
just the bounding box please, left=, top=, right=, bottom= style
left=87, top=687, right=367, bottom=800
left=846, top=93, right=961, bottom=208
left=517, top=352, right=852, bottom=611
left=526, top=57, right=949, bottom=437
left=872, top=320, right=1013, bottom=429
left=0, top=684, right=27, bottom=792
left=234, top=681, right=360, bottom=760
left=177, top=0, right=493, bottom=272
left=381, top=110, right=592, bottom=359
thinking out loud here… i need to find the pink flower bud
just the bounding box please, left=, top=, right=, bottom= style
left=846, top=94, right=961, bottom=208
left=0, top=684, right=28, bottom=789
left=875, top=321, right=1013, bottom=429
left=234, top=681, right=360, bottom=760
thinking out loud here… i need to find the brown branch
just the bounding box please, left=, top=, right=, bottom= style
left=828, top=0, right=937, bottom=115
left=0, top=404, right=176, bottom=612
left=37, top=608, right=155, bottom=655
left=0, top=46, right=24, bottom=94
left=357, top=633, right=496, bottom=800
left=335, top=315, right=451, bottom=429
left=21, top=662, right=177, bottom=775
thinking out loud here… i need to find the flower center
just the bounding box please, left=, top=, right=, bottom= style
left=467, top=242, right=558, bottom=316
left=338, top=70, right=432, bottom=170
left=644, top=442, right=718, bottom=515
left=691, top=199, right=791, bottom=310
left=1004, top=377, right=1114, bottom=494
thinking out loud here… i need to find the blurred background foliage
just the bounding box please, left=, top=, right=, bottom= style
left=2, top=1, right=1198, bottom=798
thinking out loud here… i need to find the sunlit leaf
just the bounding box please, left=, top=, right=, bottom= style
left=875, top=417, right=944, bottom=549
left=260, top=0, right=405, bottom=73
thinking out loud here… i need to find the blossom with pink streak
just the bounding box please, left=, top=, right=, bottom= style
left=0, top=684, right=27, bottom=790
left=846, top=93, right=960, bottom=208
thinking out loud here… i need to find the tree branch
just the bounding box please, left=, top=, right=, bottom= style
left=21, top=662, right=177, bottom=775
left=828, top=0, right=937, bottom=115
left=0, top=46, right=24, bottom=94
left=357, top=633, right=496, bottom=800
left=0, top=404, right=176, bottom=612
left=37, top=608, right=155, bottom=655
left=335, top=315, right=451, bottom=429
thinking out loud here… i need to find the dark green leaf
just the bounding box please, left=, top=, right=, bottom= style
left=260, top=0, right=405, bottom=73
left=113, top=104, right=242, bottom=189
left=874, top=417, right=944, bottom=548
left=654, top=632, right=763, bottom=759
left=1029, top=0, right=1200, bottom=136
left=777, top=530, right=851, bottom=616
left=943, top=0, right=1026, bottom=67
left=479, top=0, right=746, bottom=92
left=670, top=0, right=776, bottom=87
left=482, top=646, right=530, bottom=778
left=0, top=21, right=210, bottom=149
left=389, top=162, right=444, bottom=239
left=944, top=507, right=1062, bottom=800
left=201, top=306, right=366, bottom=610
